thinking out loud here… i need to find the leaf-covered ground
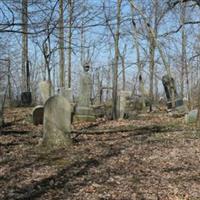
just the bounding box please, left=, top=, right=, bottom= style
left=0, top=107, right=200, bottom=200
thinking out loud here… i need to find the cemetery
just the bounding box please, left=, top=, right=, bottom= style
left=1, top=1, right=200, bottom=200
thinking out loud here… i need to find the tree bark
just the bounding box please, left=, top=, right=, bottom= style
left=59, top=0, right=65, bottom=88
left=67, top=0, right=73, bottom=88
left=21, top=0, right=29, bottom=92
left=112, top=0, right=122, bottom=120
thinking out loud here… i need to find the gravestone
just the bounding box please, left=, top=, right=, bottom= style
left=162, top=75, right=177, bottom=109
left=39, top=81, right=53, bottom=104
left=60, top=87, right=73, bottom=103
left=32, top=105, right=44, bottom=125
left=118, top=90, right=132, bottom=119
left=162, top=75, right=186, bottom=113
left=21, top=92, right=32, bottom=106
left=185, top=109, right=198, bottom=124
left=59, top=87, right=75, bottom=121
left=42, top=95, right=71, bottom=149
left=74, top=63, right=96, bottom=122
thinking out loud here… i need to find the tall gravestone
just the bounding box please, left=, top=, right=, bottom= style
left=162, top=75, right=187, bottom=113
left=42, top=95, right=72, bottom=149
left=74, top=63, right=96, bottom=122
left=162, top=75, right=178, bottom=109
left=39, top=80, right=53, bottom=104
left=118, top=90, right=132, bottom=119
left=60, top=87, right=73, bottom=103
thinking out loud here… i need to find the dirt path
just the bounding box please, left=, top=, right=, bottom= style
left=0, top=108, right=200, bottom=200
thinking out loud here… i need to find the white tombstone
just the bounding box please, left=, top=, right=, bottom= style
left=59, top=87, right=73, bottom=103
left=42, top=95, right=71, bottom=149
left=119, top=90, right=132, bottom=119
left=39, top=81, right=53, bottom=104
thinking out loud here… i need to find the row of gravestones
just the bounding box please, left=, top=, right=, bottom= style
left=33, top=64, right=96, bottom=126
left=32, top=64, right=97, bottom=148
left=32, top=81, right=77, bottom=149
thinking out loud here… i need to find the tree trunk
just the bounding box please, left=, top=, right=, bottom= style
left=120, top=44, right=127, bottom=91
left=59, top=0, right=65, bottom=88
left=130, top=4, right=145, bottom=109
left=112, top=0, right=122, bottom=120
left=149, top=34, right=156, bottom=111
left=21, top=0, right=29, bottom=92
left=196, top=80, right=200, bottom=128
left=67, top=0, right=73, bottom=88
left=8, top=59, right=12, bottom=106
left=149, top=0, right=158, bottom=111
left=181, top=1, right=186, bottom=98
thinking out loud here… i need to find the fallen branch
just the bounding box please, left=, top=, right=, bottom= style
left=72, top=124, right=184, bottom=139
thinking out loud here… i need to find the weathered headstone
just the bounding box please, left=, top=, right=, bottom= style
left=185, top=109, right=198, bottom=124
left=162, top=75, right=177, bottom=109
left=118, top=90, right=132, bottom=119
left=162, top=75, right=187, bottom=113
left=32, top=105, right=44, bottom=125
left=39, top=81, right=53, bottom=104
left=42, top=95, right=71, bottom=149
left=59, top=87, right=73, bottom=103
left=74, top=63, right=96, bottom=122
left=21, top=92, right=32, bottom=106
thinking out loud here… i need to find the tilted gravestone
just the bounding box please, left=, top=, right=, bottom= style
left=74, top=63, right=96, bottom=122
left=162, top=75, right=187, bottom=112
left=162, top=75, right=178, bottom=109
left=41, top=95, right=71, bottom=149
left=39, top=80, right=53, bottom=104
left=32, top=105, right=44, bottom=125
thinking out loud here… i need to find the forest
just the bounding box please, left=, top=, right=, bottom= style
left=1, top=0, right=200, bottom=199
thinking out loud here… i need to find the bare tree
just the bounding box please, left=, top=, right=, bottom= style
left=21, top=0, right=30, bottom=93
left=112, top=0, right=122, bottom=119
left=67, top=0, right=74, bottom=88
left=59, top=0, right=65, bottom=88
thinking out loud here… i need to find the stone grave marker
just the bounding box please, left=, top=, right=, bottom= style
left=32, top=105, right=44, bottom=125
left=42, top=95, right=71, bottom=149
left=39, top=81, right=53, bottom=104
left=118, top=90, right=132, bottom=119
left=74, top=63, right=96, bottom=122
left=162, top=75, right=177, bottom=109
left=21, top=92, right=32, bottom=106
left=185, top=109, right=198, bottom=124
left=60, top=87, right=73, bottom=103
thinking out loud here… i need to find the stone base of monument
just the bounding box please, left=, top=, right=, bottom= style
left=74, top=106, right=96, bottom=122
left=167, top=98, right=188, bottom=114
